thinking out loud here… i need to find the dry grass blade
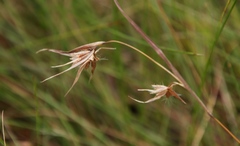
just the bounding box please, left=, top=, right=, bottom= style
left=2, top=111, right=6, bottom=146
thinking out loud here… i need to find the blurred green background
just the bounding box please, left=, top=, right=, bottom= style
left=0, top=0, right=239, bottom=145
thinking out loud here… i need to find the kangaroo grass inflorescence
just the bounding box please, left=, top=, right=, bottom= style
left=37, top=41, right=115, bottom=96
left=113, top=0, right=240, bottom=143
left=131, top=82, right=186, bottom=104
left=37, top=0, right=239, bottom=144
left=37, top=40, right=181, bottom=99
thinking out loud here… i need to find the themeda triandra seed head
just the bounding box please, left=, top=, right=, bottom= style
left=130, top=82, right=186, bottom=104
left=37, top=41, right=115, bottom=96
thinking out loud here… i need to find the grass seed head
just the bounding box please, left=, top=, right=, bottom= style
left=37, top=41, right=115, bottom=96
left=131, top=82, right=186, bottom=104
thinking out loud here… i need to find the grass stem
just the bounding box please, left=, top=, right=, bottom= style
left=2, top=111, right=6, bottom=146
left=106, top=40, right=183, bottom=85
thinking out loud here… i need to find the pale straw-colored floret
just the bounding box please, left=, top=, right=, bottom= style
left=130, top=82, right=186, bottom=104
left=37, top=41, right=115, bottom=96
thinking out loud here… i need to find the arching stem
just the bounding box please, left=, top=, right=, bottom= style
left=105, top=40, right=183, bottom=85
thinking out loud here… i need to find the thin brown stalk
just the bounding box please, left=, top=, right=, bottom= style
left=106, top=40, right=182, bottom=84
left=112, top=0, right=185, bottom=84
left=113, top=0, right=240, bottom=143
left=2, top=111, right=6, bottom=146
left=156, top=1, right=202, bottom=87
left=220, top=0, right=231, bottom=22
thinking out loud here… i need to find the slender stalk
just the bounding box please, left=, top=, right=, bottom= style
left=106, top=40, right=182, bottom=84
left=220, top=0, right=231, bottom=22
left=2, top=111, right=6, bottom=146
left=113, top=0, right=240, bottom=143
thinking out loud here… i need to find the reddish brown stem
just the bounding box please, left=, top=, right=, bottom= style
left=113, top=0, right=240, bottom=143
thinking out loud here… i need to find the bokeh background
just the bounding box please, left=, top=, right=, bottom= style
left=0, top=0, right=239, bottom=145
